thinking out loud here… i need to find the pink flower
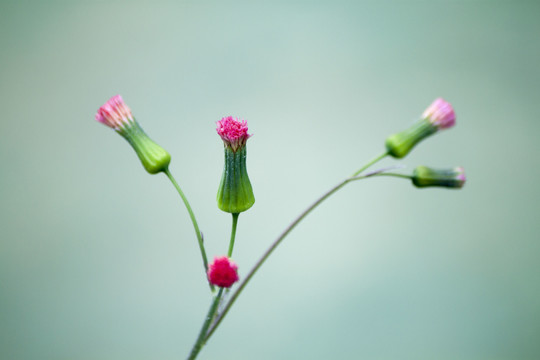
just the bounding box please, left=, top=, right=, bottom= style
left=216, top=116, right=251, bottom=152
left=207, top=256, right=239, bottom=288
left=455, top=167, right=466, bottom=183
left=96, top=95, right=134, bottom=131
left=422, top=98, right=456, bottom=129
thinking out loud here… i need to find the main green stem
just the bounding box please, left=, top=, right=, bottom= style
left=228, top=213, right=240, bottom=257
left=186, top=212, right=242, bottom=359
left=204, top=151, right=389, bottom=342
left=164, top=168, right=214, bottom=292
left=187, top=288, right=224, bottom=360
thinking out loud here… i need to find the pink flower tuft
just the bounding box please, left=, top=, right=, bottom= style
left=422, top=98, right=456, bottom=129
left=207, top=256, right=239, bottom=288
left=216, top=116, right=251, bottom=152
left=455, top=167, right=466, bottom=183
left=96, top=95, right=134, bottom=130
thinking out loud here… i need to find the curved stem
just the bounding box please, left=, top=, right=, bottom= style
left=204, top=178, right=350, bottom=341
left=351, top=151, right=388, bottom=177
left=187, top=288, right=224, bottom=360
left=205, top=157, right=402, bottom=341
left=228, top=213, right=240, bottom=257
left=164, top=168, right=214, bottom=292
left=350, top=172, right=413, bottom=182
left=372, top=172, right=412, bottom=180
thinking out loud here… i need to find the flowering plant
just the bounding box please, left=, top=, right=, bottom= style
left=96, top=95, right=465, bottom=359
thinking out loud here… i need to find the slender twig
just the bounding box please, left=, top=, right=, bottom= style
left=205, top=154, right=394, bottom=342
left=371, top=172, right=412, bottom=180
left=351, top=151, right=388, bottom=177
left=204, top=179, right=348, bottom=341
left=350, top=165, right=411, bottom=181
left=164, top=168, right=214, bottom=292
left=228, top=213, right=240, bottom=257
left=360, top=164, right=406, bottom=178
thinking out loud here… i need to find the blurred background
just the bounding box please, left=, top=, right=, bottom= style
left=1, top=1, right=539, bottom=359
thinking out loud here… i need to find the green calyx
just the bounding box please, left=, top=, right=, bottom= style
left=385, top=119, right=437, bottom=158
left=217, top=146, right=255, bottom=213
left=412, top=166, right=465, bottom=189
left=118, top=121, right=171, bottom=174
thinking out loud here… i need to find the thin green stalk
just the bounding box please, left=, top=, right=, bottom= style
left=350, top=171, right=413, bottom=182
left=164, top=168, right=214, bottom=292
left=351, top=151, right=388, bottom=177
left=228, top=213, right=240, bottom=257
left=187, top=288, right=224, bottom=360
left=371, top=172, right=412, bottom=180
left=204, top=156, right=404, bottom=342
left=204, top=179, right=350, bottom=342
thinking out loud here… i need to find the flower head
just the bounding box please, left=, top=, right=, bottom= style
left=385, top=98, right=457, bottom=158
left=95, top=95, right=134, bottom=131
left=422, top=97, right=456, bottom=130
left=207, top=256, right=239, bottom=288
left=95, top=95, right=171, bottom=174
left=216, top=116, right=251, bottom=152
left=216, top=116, right=255, bottom=213
left=412, top=166, right=466, bottom=189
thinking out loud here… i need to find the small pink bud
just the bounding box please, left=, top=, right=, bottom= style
left=95, top=95, right=134, bottom=131
left=216, top=116, right=251, bottom=152
left=207, top=256, right=239, bottom=288
left=455, top=167, right=466, bottom=183
left=412, top=166, right=466, bottom=189
left=422, top=98, right=456, bottom=129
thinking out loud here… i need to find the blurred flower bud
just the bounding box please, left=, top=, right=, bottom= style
left=412, top=166, right=466, bottom=189
left=207, top=256, right=239, bottom=288
left=216, top=116, right=255, bottom=213
left=96, top=95, right=171, bottom=174
left=385, top=98, right=456, bottom=158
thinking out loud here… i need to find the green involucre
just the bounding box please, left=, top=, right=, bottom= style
left=412, top=166, right=465, bottom=189
left=385, top=119, right=437, bottom=158
left=217, top=146, right=255, bottom=213
left=119, top=121, right=171, bottom=174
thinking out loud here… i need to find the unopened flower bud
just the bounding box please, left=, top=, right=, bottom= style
left=207, top=256, right=239, bottom=288
left=412, top=166, right=466, bottom=189
left=216, top=116, right=255, bottom=213
left=96, top=95, right=171, bottom=174
left=385, top=98, right=456, bottom=158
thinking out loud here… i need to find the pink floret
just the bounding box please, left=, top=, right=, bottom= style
left=216, top=116, right=251, bottom=151
left=207, top=256, right=239, bottom=288
left=422, top=98, right=456, bottom=129
left=95, top=95, right=134, bottom=130
left=455, top=167, right=466, bottom=182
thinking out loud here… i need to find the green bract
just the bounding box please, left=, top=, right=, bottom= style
left=385, top=118, right=437, bottom=159
left=217, top=146, right=255, bottom=213
left=412, top=166, right=465, bottom=189
left=119, top=122, right=171, bottom=174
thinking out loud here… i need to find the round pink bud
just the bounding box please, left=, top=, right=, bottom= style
left=422, top=97, right=456, bottom=129
left=207, top=256, right=239, bottom=288
left=96, top=95, right=134, bottom=130
left=216, top=116, right=251, bottom=152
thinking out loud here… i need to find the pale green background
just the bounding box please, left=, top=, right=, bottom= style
left=1, top=1, right=539, bottom=359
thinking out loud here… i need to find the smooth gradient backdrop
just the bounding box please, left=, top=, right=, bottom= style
left=1, top=1, right=539, bottom=359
